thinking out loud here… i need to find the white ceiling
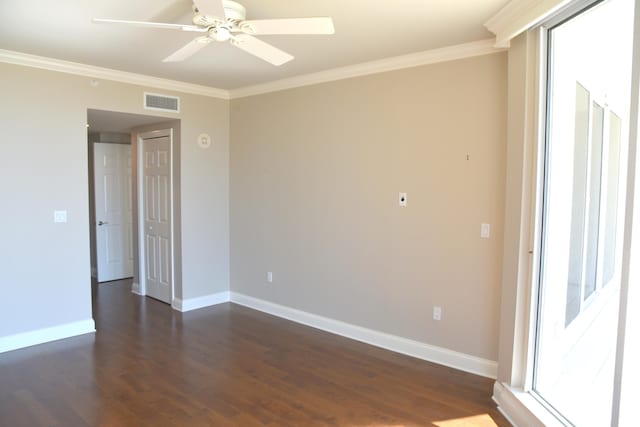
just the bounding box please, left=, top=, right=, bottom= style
left=0, top=0, right=508, bottom=90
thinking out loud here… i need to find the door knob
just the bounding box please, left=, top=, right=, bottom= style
left=98, top=221, right=109, bottom=226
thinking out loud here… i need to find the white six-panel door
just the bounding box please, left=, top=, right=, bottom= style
left=142, top=135, right=172, bottom=303
left=94, top=143, right=134, bottom=282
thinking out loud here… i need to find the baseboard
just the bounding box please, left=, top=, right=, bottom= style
left=492, top=382, right=561, bottom=427
left=131, top=282, right=143, bottom=295
left=172, top=291, right=230, bottom=312
left=230, top=292, right=497, bottom=379
left=0, top=319, right=96, bottom=354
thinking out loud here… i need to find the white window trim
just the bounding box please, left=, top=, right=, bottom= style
left=612, top=3, right=640, bottom=425
left=493, top=27, right=550, bottom=426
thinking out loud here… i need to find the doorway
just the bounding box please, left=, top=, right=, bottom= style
left=87, top=109, right=180, bottom=306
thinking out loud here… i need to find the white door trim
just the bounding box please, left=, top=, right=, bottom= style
left=136, top=128, right=175, bottom=302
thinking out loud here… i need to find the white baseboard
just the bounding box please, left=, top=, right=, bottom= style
left=131, top=282, right=143, bottom=295
left=0, top=319, right=96, bottom=354
left=230, top=292, right=497, bottom=379
left=493, top=382, right=562, bottom=427
left=172, top=291, right=230, bottom=312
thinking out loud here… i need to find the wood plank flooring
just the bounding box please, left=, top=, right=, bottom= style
left=0, top=280, right=510, bottom=426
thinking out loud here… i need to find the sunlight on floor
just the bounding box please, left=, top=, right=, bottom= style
left=352, top=414, right=498, bottom=427
left=433, top=413, right=499, bottom=427
left=356, top=413, right=499, bottom=427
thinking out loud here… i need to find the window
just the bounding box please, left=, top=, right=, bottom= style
left=533, top=0, right=633, bottom=425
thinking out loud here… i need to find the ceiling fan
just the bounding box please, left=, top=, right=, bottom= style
left=93, top=0, right=335, bottom=66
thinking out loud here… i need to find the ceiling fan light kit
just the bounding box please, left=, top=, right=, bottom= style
left=214, top=26, right=231, bottom=42
left=94, top=0, right=335, bottom=66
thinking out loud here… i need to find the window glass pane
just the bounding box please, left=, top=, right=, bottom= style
left=602, top=112, right=621, bottom=285
left=565, top=84, right=590, bottom=326
left=584, top=102, right=604, bottom=301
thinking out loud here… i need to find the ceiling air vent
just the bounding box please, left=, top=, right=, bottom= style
left=144, top=92, right=180, bottom=113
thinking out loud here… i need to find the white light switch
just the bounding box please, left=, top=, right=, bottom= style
left=481, top=223, right=490, bottom=238
left=399, top=192, right=407, bottom=207
left=267, top=272, right=273, bottom=283
left=54, top=210, right=67, bottom=223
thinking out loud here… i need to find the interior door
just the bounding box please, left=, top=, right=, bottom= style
left=94, top=143, right=134, bottom=282
left=142, top=135, right=172, bottom=303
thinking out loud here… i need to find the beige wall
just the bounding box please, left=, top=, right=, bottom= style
left=230, top=53, right=507, bottom=360
left=0, top=62, right=229, bottom=338
left=1, top=51, right=508, bottom=363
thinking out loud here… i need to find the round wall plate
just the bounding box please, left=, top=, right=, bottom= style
left=198, top=133, right=212, bottom=148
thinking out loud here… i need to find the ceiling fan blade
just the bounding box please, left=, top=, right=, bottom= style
left=163, top=36, right=212, bottom=62
left=231, top=34, right=293, bottom=66
left=93, top=18, right=206, bottom=32
left=240, top=17, right=335, bottom=35
left=192, top=0, right=227, bottom=20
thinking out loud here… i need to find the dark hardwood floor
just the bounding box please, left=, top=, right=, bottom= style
left=0, top=280, right=510, bottom=426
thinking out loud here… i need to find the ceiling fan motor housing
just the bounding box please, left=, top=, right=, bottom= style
left=192, top=0, right=246, bottom=27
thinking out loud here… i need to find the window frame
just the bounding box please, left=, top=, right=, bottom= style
left=496, top=0, right=640, bottom=426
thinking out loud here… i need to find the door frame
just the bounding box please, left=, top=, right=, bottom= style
left=135, top=128, right=175, bottom=303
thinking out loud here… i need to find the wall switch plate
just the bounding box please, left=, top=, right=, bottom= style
left=433, top=306, right=442, bottom=321
left=267, top=272, right=273, bottom=283
left=481, top=223, right=491, bottom=239
left=399, top=192, right=407, bottom=207
left=54, top=210, right=67, bottom=223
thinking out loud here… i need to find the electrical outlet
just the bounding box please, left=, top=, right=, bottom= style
left=267, top=272, right=273, bottom=283
left=433, top=306, right=442, bottom=321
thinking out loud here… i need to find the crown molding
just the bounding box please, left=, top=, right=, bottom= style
left=229, top=39, right=505, bottom=99
left=0, top=39, right=504, bottom=102
left=0, top=49, right=230, bottom=100
left=485, top=0, right=572, bottom=47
